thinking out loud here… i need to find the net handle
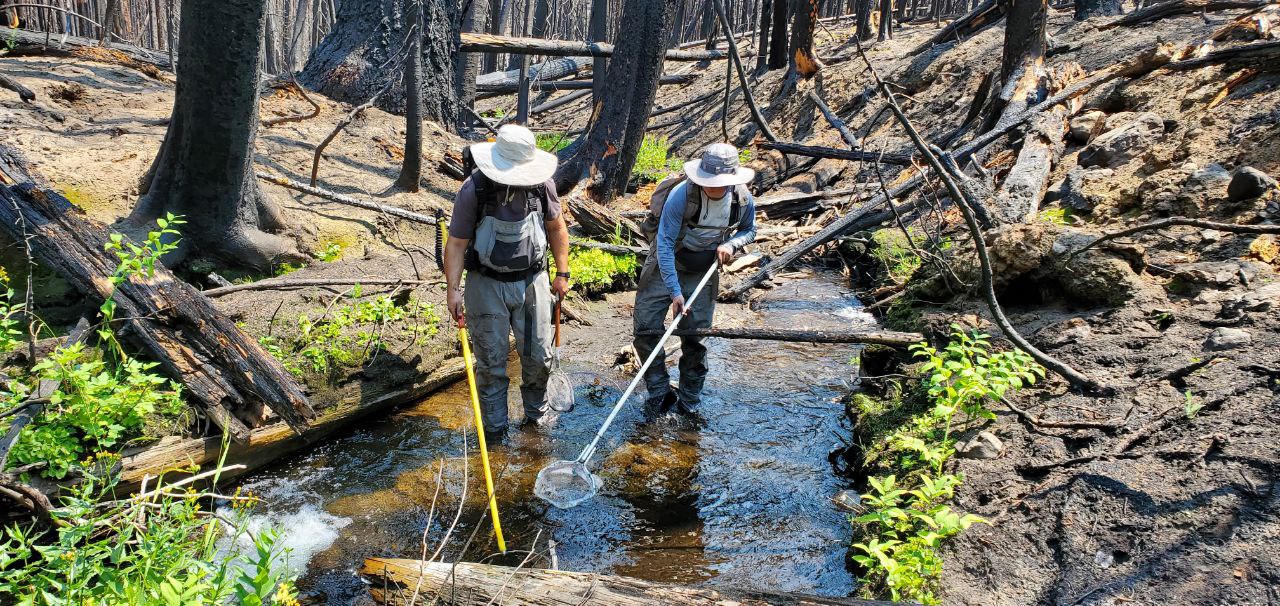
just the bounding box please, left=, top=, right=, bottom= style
left=577, top=261, right=719, bottom=465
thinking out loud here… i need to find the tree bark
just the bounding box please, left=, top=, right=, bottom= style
left=132, top=0, right=299, bottom=270
left=877, top=0, right=892, bottom=40
left=456, top=0, right=488, bottom=128
left=396, top=0, right=424, bottom=191
left=1074, top=0, right=1121, bottom=19
left=855, top=0, right=874, bottom=40
left=756, top=0, right=773, bottom=71
left=1001, top=0, right=1047, bottom=84
left=552, top=0, right=675, bottom=202
left=768, top=0, right=788, bottom=69
left=300, top=0, right=459, bottom=126
left=787, top=0, right=822, bottom=80
left=99, top=0, right=120, bottom=44
left=588, top=0, right=609, bottom=102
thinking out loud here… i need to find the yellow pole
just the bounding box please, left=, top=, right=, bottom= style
left=458, top=325, right=507, bottom=553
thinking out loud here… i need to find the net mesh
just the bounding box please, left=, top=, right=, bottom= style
left=534, top=460, right=602, bottom=509
left=546, top=369, right=575, bottom=413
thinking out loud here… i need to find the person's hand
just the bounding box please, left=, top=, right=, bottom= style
left=716, top=244, right=733, bottom=266
left=447, top=287, right=465, bottom=327
left=670, top=294, right=686, bottom=319
left=551, top=274, right=570, bottom=299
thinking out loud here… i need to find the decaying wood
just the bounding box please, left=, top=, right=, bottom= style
left=476, top=57, right=591, bottom=88
left=360, top=558, right=892, bottom=606
left=807, top=89, right=862, bottom=151
left=0, top=25, right=171, bottom=69
left=1161, top=39, right=1280, bottom=72
left=203, top=277, right=434, bottom=298
left=638, top=327, right=925, bottom=346
left=570, top=239, right=647, bottom=256
left=257, top=172, right=442, bottom=225
left=117, top=359, right=465, bottom=492
left=907, top=0, right=1004, bottom=56
left=459, top=32, right=752, bottom=62
left=562, top=191, right=645, bottom=242
left=991, top=105, right=1068, bottom=224
left=754, top=185, right=877, bottom=220
left=262, top=77, right=322, bottom=127
left=477, top=73, right=693, bottom=96
left=0, top=71, right=35, bottom=102
left=1100, top=0, right=1267, bottom=29
left=0, top=149, right=316, bottom=443
left=758, top=140, right=913, bottom=165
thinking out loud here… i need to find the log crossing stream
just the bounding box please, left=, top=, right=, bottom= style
left=227, top=273, right=873, bottom=604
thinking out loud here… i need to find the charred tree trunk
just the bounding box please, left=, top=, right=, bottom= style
left=877, top=0, right=892, bottom=40
left=397, top=0, right=424, bottom=191
left=1001, top=0, right=1047, bottom=83
left=588, top=0, right=608, bottom=102
left=756, top=0, right=773, bottom=71
left=553, top=0, right=675, bottom=202
left=300, top=0, right=459, bottom=127
left=132, top=0, right=299, bottom=270
left=99, top=0, right=120, bottom=44
left=767, top=0, right=788, bottom=69
left=702, top=0, right=719, bottom=49
left=483, top=0, right=503, bottom=71
left=1074, top=0, right=1121, bottom=19
left=855, top=0, right=874, bottom=40
left=532, top=0, right=551, bottom=36
left=786, top=0, right=821, bottom=81
left=456, top=0, right=488, bottom=127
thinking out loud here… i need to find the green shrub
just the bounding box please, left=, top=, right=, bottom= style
left=0, top=268, right=25, bottom=356
left=871, top=230, right=924, bottom=284
left=536, top=132, right=572, bottom=153
left=317, top=241, right=343, bottom=263
left=631, top=135, right=683, bottom=183
left=553, top=247, right=639, bottom=295
left=0, top=457, right=298, bottom=605
left=851, top=327, right=1043, bottom=605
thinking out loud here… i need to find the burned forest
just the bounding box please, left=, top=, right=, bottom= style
left=1, top=0, right=1279, bottom=604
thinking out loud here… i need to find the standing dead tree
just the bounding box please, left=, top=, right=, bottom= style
left=396, top=0, right=424, bottom=192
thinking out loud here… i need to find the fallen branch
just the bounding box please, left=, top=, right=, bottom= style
left=202, top=277, right=434, bottom=298
left=530, top=89, right=591, bottom=115
left=459, top=32, right=752, bottom=62
left=908, top=0, right=1004, bottom=56
left=0, top=71, right=35, bottom=102
left=262, top=77, right=321, bottom=127
left=309, top=78, right=398, bottom=186
left=476, top=57, right=590, bottom=88
left=477, top=73, right=694, bottom=96
left=1072, top=217, right=1280, bottom=257
left=637, top=327, right=925, bottom=346
left=257, top=172, right=441, bottom=225
left=1100, top=0, right=1267, bottom=29
left=758, top=140, right=913, bottom=165
left=855, top=39, right=1104, bottom=394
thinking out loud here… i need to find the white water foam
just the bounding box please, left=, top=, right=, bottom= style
left=216, top=504, right=352, bottom=579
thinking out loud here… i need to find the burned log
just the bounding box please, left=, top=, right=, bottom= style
left=0, top=71, right=35, bottom=103
left=758, top=141, right=913, bottom=165
left=0, top=148, right=314, bottom=443
left=562, top=191, right=645, bottom=242
left=908, top=0, right=1005, bottom=56
left=476, top=57, right=591, bottom=88
left=360, top=558, right=893, bottom=606
left=257, top=172, right=442, bottom=225
left=754, top=185, right=877, bottom=220
left=637, top=327, right=925, bottom=346
left=1100, top=0, right=1267, bottom=29
left=477, top=73, right=694, bottom=96
left=991, top=105, right=1068, bottom=223
left=459, top=32, right=752, bottom=61
left=0, top=25, right=171, bottom=70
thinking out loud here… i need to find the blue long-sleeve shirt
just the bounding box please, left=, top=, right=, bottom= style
left=655, top=180, right=757, bottom=297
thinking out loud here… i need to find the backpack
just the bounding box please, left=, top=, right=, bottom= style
left=459, top=147, right=552, bottom=280
left=640, top=172, right=744, bottom=245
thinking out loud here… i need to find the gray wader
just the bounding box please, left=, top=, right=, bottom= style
left=463, top=271, right=554, bottom=434
left=631, top=254, right=718, bottom=412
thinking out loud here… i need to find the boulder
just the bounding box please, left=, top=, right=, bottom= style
left=1055, top=251, right=1144, bottom=307
left=1079, top=112, right=1164, bottom=168
left=956, top=431, right=1003, bottom=459
left=1173, top=261, right=1260, bottom=288
left=1068, top=110, right=1107, bottom=144
left=1059, top=167, right=1117, bottom=212
left=1228, top=166, right=1278, bottom=202
left=1205, top=327, right=1252, bottom=351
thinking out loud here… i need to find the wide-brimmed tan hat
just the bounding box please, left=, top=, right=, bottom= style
left=470, top=124, right=558, bottom=187
left=683, top=143, right=755, bottom=188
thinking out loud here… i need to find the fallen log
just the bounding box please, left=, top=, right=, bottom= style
left=1162, top=39, right=1280, bottom=71
left=1100, top=0, right=1267, bottom=29
left=203, top=277, right=434, bottom=298
left=991, top=105, right=1068, bottom=224
left=477, top=73, right=694, bottom=96
left=257, top=172, right=442, bottom=225
left=758, top=141, right=913, bottom=166
left=0, top=25, right=171, bottom=69
left=0, top=147, right=315, bottom=443
left=570, top=239, right=647, bottom=256
left=637, top=327, right=925, bottom=346
left=530, top=89, right=591, bottom=115
left=807, top=89, right=862, bottom=151
left=754, top=185, right=877, bottom=221
left=360, top=558, right=892, bottom=606
left=476, top=57, right=591, bottom=88
left=908, top=0, right=1005, bottom=56
left=459, top=32, right=752, bottom=62
left=562, top=192, right=645, bottom=243
left=0, top=71, right=35, bottom=103
left=117, top=359, right=465, bottom=492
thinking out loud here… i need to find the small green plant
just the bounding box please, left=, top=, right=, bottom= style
left=1184, top=390, right=1204, bottom=419
left=871, top=230, right=923, bottom=284
left=1039, top=207, right=1076, bottom=225
left=0, top=267, right=25, bottom=355
left=272, top=262, right=305, bottom=277
left=317, top=241, right=344, bottom=263
left=631, top=134, right=683, bottom=183
left=0, top=455, right=299, bottom=605
left=737, top=147, right=753, bottom=164
left=536, top=132, right=572, bottom=153
left=553, top=247, right=639, bottom=295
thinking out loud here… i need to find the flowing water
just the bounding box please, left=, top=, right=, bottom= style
left=232, top=273, right=874, bottom=603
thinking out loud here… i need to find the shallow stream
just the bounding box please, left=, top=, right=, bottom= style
left=232, top=274, right=873, bottom=603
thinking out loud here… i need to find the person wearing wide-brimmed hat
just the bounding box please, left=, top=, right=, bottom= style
left=632, top=143, right=758, bottom=421
left=443, top=125, right=571, bottom=445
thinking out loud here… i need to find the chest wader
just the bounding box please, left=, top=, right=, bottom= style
left=462, top=173, right=556, bottom=439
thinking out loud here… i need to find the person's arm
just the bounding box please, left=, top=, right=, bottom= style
left=445, top=179, right=479, bottom=325
left=717, top=188, right=757, bottom=264
left=657, top=183, right=688, bottom=317
left=546, top=215, right=571, bottom=298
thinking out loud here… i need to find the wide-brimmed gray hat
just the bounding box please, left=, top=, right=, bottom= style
left=683, top=143, right=755, bottom=188
left=470, top=124, right=559, bottom=187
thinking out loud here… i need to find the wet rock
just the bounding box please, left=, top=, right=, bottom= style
left=601, top=439, right=699, bottom=500
left=1205, top=327, right=1252, bottom=351
left=1228, top=166, right=1278, bottom=202
left=1079, top=112, right=1164, bottom=168
left=956, top=431, right=1003, bottom=459
left=832, top=489, right=862, bottom=512
left=1059, top=167, right=1117, bottom=212
left=1069, top=110, right=1107, bottom=144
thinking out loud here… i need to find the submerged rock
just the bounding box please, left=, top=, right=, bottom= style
left=601, top=438, right=699, bottom=500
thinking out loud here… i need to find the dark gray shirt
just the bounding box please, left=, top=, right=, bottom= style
left=448, top=176, right=563, bottom=240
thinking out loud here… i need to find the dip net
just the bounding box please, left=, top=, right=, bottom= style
left=533, top=460, right=602, bottom=509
